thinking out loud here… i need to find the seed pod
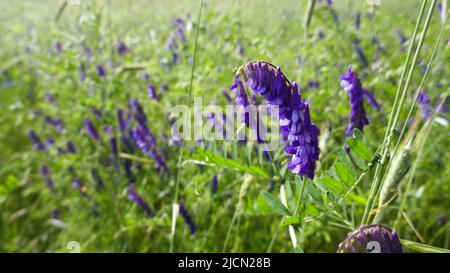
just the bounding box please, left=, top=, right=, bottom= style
left=337, top=224, right=403, bottom=253
left=378, top=144, right=412, bottom=207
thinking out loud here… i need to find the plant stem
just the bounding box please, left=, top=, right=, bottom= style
left=393, top=8, right=449, bottom=156
left=170, top=0, right=204, bottom=253
left=370, top=0, right=438, bottom=222
left=361, top=0, right=431, bottom=225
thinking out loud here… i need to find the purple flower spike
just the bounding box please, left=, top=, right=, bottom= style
left=128, top=183, right=152, bottom=217
left=337, top=224, right=403, bottom=253
left=340, top=67, right=369, bottom=137
left=91, top=168, right=104, bottom=189
left=151, top=149, right=169, bottom=173
left=179, top=202, right=196, bottom=235
left=66, top=141, right=77, bottom=153
left=117, top=109, right=128, bottom=133
left=28, top=130, right=45, bottom=151
left=286, top=83, right=320, bottom=179
left=96, top=65, right=106, bottom=79
left=354, top=12, right=361, bottom=30
left=418, top=91, right=432, bottom=120
left=363, top=89, right=381, bottom=111
left=115, top=39, right=129, bottom=55
left=40, top=165, right=55, bottom=191
left=211, top=175, right=218, bottom=194
left=51, top=209, right=59, bottom=219
left=230, top=75, right=250, bottom=125
left=109, top=137, right=118, bottom=156
left=72, top=178, right=82, bottom=189
left=147, top=84, right=159, bottom=101
left=130, top=125, right=152, bottom=154
left=237, top=61, right=320, bottom=179
left=84, top=118, right=100, bottom=141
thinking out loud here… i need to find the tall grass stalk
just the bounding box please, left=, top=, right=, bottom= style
left=361, top=0, right=435, bottom=225
left=370, top=0, right=438, bottom=222
left=393, top=92, right=448, bottom=229
left=393, top=8, right=449, bottom=156
left=170, top=0, right=204, bottom=253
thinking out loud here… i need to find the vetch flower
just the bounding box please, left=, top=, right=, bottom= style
left=28, top=130, right=45, bottom=151
left=109, top=137, right=118, bottom=157
left=91, top=168, right=105, bottom=189
left=84, top=118, right=100, bottom=141
left=117, top=108, right=129, bottom=133
left=418, top=91, right=432, bottom=120
left=337, top=224, right=403, bottom=253
left=179, top=202, right=196, bottom=235
left=234, top=61, right=320, bottom=179
left=230, top=75, right=250, bottom=126
left=363, top=89, right=381, bottom=111
left=127, top=183, right=152, bottom=217
left=211, top=175, right=218, bottom=194
left=285, top=83, right=320, bottom=179
left=51, top=209, right=59, bottom=219
left=354, top=42, right=368, bottom=67
left=354, top=12, right=361, bottom=30
left=340, top=67, right=369, bottom=137
left=96, top=65, right=106, bottom=79
left=66, top=141, right=77, bottom=153
left=147, top=84, right=159, bottom=101
left=115, top=39, right=129, bottom=55
left=40, top=165, right=55, bottom=191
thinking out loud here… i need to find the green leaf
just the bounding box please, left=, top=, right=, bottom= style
left=334, top=162, right=355, bottom=186
left=304, top=204, right=320, bottom=217
left=281, top=216, right=300, bottom=226
left=192, top=147, right=270, bottom=178
left=320, top=176, right=345, bottom=194
left=260, top=190, right=291, bottom=216
left=336, top=147, right=356, bottom=178
left=351, top=151, right=367, bottom=169
left=257, top=194, right=271, bottom=214
left=353, top=128, right=364, bottom=140
left=401, top=239, right=450, bottom=253
left=284, top=182, right=296, bottom=212
left=294, top=246, right=304, bottom=253
left=347, top=137, right=372, bottom=161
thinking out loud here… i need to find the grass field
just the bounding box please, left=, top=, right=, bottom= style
left=0, top=0, right=449, bottom=253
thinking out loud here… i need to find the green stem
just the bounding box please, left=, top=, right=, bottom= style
left=369, top=0, right=437, bottom=223
left=393, top=8, right=449, bottom=156
left=361, top=0, right=431, bottom=225
left=170, top=0, right=204, bottom=253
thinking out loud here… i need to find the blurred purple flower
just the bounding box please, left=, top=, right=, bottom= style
left=117, top=108, right=129, bottom=133
left=84, top=118, right=100, bottom=141
left=51, top=209, right=59, bottom=219
left=211, top=175, right=218, bottom=194
left=147, top=84, right=159, bottom=101
left=354, top=12, right=361, bottom=30
left=179, top=202, right=196, bottom=235
left=91, top=168, right=105, bottom=189
left=115, top=39, right=129, bottom=55
left=96, top=65, right=106, bottom=79
left=363, top=89, right=381, bottom=111
left=340, top=67, right=369, bottom=136
left=128, top=183, right=152, bottom=217
left=418, top=91, right=432, bottom=120
left=66, top=141, right=77, bottom=153
left=28, top=130, right=45, bottom=151
left=40, top=165, right=55, bottom=191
